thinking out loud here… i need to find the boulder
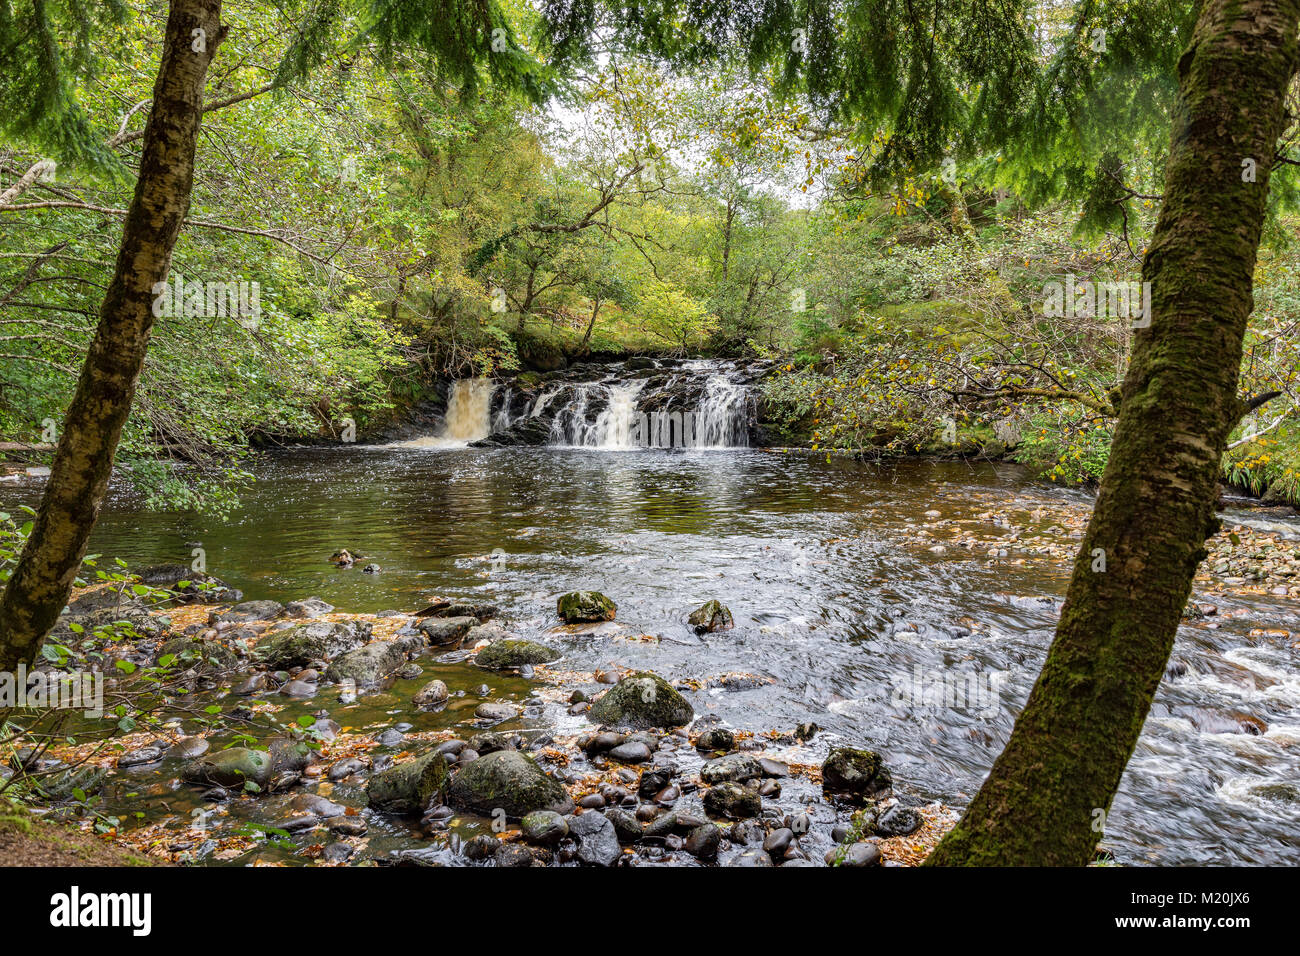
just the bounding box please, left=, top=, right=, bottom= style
left=417, top=616, right=479, bottom=647
left=700, top=752, right=762, bottom=785
left=520, top=810, right=569, bottom=847
left=325, top=638, right=417, bottom=685
left=569, top=810, right=622, bottom=866
left=366, top=751, right=451, bottom=814
left=822, top=747, right=892, bottom=802
left=282, top=597, right=335, bottom=619
left=412, top=679, right=449, bottom=710
left=702, top=782, right=761, bottom=819
left=182, top=747, right=273, bottom=789
left=254, top=620, right=371, bottom=669
left=688, top=600, right=735, bottom=633
left=587, top=672, right=693, bottom=729
left=211, top=600, right=284, bottom=624
left=557, top=590, right=616, bottom=623
left=157, top=635, right=239, bottom=672
left=475, top=640, right=560, bottom=670
left=445, top=751, right=568, bottom=819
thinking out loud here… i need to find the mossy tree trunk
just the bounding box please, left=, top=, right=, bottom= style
left=0, top=0, right=225, bottom=671
left=928, top=0, right=1300, bottom=865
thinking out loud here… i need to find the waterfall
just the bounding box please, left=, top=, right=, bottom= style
left=397, top=378, right=495, bottom=448
left=480, top=359, right=762, bottom=449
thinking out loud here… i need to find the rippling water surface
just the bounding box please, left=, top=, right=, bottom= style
left=9, top=446, right=1299, bottom=864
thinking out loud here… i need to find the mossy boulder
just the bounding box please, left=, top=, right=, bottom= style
left=821, top=747, right=892, bottom=802
left=366, top=751, right=451, bottom=814
left=588, top=672, right=694, bottom=729
left=445, top=751, right=569, bottom=819
left=325, top=638, right=417, bottom=685
left=557, top=590, right=617, bottom=623
left=158, top=635, right=239, bottom=672
left=182, top=748, right=274, bottom=789
left=476, top=640, right=561, bottom=670
left=702, top=781, right=761, bottom=819
left=688, top=600, right=734, bottom=633
left=254, top=620, right=371, bottom=669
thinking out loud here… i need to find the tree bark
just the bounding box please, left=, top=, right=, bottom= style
left=928, top=0, right=1300, bottom=866
left=0, top=0, right=225, bottom=671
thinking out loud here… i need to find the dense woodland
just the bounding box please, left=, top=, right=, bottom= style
left=2, top=0, right=1299, bottom=870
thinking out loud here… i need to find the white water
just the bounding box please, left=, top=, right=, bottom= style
left=397, top=378, right=495, bottom=448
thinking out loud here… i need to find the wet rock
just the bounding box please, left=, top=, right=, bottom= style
left=570, top=810, right=622, bottom=866
left=325, top=638, right=418, bottom=685
left=521, top=810, right=569, bottom=846
left=726, top=847, right=774, bottom=867
left=169, top=737, right=209, bottom=760
left=695, top=728, right=735, bottom=751
left=417, top=616, right=479, bottom=647
left=289, top=792, right=346, bottom=818
left=327, top=815, right=368, bottom=836
left=462, top=835, right=500, bottom=861
left=608, top=742, right=653, bottom=764
left=211, top=600, right=284, bottom=624
left=158, top=635, right=239, bottom=672
left=874, top=805, right=922, bottom=837
left=280, top=679, right=317, bottom=697
left=763, top=827, right=794, bottom=858
left=134, top=565, right=242, bottom=605
left=468, top=732, right=520, bottom=755
left=474, top=702, right=518, bottom=722
left=232, top=673, right=269, bottom=696
left=557, top=590, right=617, bottom=624
left=700, top=752, right=762, bottom=785
left=605, top=807, right=644, bottom=844
left=758, top=758, right=789, bottom=778
left=822, top=747, right=892, bottom=802
left=255, top=620, right=372, bottom=669
left=475, top=640, right=560, bottom=670
left=684, top=822, right=721, bottom=860
left=688, top=600, right=734, bottom=634
left=702, top=782, right=761, bottom=819
left=412, top=679, right=449, bottom=710
left=328, top=758, right=366, bottom=781
left=446, top=751, right=568, bottom=819
left=827, top=842, right=882, bottom=867
left=494, top=843, right=535, bottom=867
left=366, top=750, right=451, bottom=814
left=322, top=842, right=354, bottom=863
left=587, top=672, right=694, bottom=729
left=282, top=597, right=334, bottom=619
left=117, top=747, right=164, bottom=768
left=183, top=748, right=274, bottom=789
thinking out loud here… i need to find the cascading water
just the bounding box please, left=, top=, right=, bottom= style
left=397, top=378, right=495, bottom=448
left=478, top=359, right=764, bottom=450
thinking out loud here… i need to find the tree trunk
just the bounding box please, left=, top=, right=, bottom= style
left=0, top=0, right=225, bottom=671
left=928, top=0, right=1300, bottom=866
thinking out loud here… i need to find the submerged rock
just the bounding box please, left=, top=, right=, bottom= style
left=475, top=640, right=560, bottom=670
left=366, top=750, right=451, bottom=814
left=588, top=672, right=694, bottom=729
left=557, top=591, right=617, bottom=623
left=688, top=600, right=735, bottom=634
left=445, top=751, right=568, bottom=819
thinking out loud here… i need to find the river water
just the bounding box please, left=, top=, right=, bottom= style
left=15, top=442, right=1300, bottom=865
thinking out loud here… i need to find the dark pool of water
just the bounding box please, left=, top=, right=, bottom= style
left=5, top=447, right=1299, bottom=865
